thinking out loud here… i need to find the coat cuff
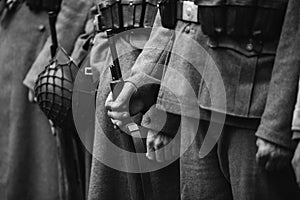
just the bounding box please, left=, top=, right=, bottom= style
left=256, top=124, right=296, bottom=150
left=126, top=71, right=160, bottom=90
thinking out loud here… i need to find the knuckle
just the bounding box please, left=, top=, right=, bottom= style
left=153, top=140, right=161, bottom=149
left=147, top=139, right=155, bottom=148
left=154, top=142, right=162, bottom=150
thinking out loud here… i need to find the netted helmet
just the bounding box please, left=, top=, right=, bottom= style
left=34, top=46, right=78, bottom=128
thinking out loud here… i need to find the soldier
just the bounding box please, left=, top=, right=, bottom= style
left=87, top=1, right=179, bottom=200
left=106, top=0, right=300, bottom=199
left=22, top=0, right=94, bottom=199
left=0, top=1, right=61, bottom=199
left=292, top=77, right=300, bottom=188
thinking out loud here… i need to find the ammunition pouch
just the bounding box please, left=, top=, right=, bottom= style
left=25, top=0, right=61, bottom=12
left=158, top=0, right=177, bottom=29
left=160, top=0, right=287, bottom=42
left=95, top=0, right=158, bottom=33
left=198, top=4, right=287, bottom=41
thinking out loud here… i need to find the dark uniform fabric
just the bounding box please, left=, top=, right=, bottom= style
left=0, top=2, right=58, bottom=200
left=23, top=0, right=95, bottom=199
left=181, top=119, right=300, bottom=200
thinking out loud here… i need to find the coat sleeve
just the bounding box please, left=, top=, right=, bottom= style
left=292, top=78, right=300, bottom=140
left=126, top=12, right=174, bottom=89
left=125, top=13, right=177, bottom=135
left=23, top=0, right=93, bottom=91
left=255, top=0, right=300, bottom=150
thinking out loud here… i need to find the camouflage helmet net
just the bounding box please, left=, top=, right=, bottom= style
left=34, top=47, right=78, bottom=128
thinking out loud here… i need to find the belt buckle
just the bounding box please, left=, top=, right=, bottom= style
left=182, top=1, right=198, bottom=23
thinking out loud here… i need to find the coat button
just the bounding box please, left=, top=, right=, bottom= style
left=38, top=25, right=45, bottom=32
left=185, top=26, right=190, bottom=34
left=215, top=27, right=223, bottom=34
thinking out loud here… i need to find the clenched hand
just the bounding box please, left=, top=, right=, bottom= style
left=105, top=82, right=144, bottom=127
left=146, top=129, right=179, bottom=163
left=256, top=138, right=293, bottom=171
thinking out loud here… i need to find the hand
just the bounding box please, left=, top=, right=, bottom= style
left=105, top=82, right=144, bottom=127
left=256, top=138, right=293, bottom=171
left=146, top=129, right=179, bottom=163
left=292, top=141, right=300, bottom=188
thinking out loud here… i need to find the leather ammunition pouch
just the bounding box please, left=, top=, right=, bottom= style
left=95, top=0, right=158, bottom=32
left=25, top=0, right=61, bottom=12
left=158, top=0, right=177, bottom=29
left=160, top=0, right=287, bottom=42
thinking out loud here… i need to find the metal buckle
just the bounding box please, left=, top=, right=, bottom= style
left=84, top=67, right=93, bottom=76
left=182, top=1, right=198, bottom=23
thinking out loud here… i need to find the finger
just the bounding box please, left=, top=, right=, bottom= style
left=256, top=149, right=268, bottom=167
left=146, top=145, right=156, bottom=161
left=146, top=133, right=156, bottom=161
left=106, top=100, right=127, bottom=112
left=111, top=119, right=119, bottom=126
left=155, top=148, right=165, bottom=163
left=106, top=83, right=136, bottom=111
left=256, top=138, right=263, bottom=147
left=154, top=139, right=165, bottom=163
left=107, top=110, right=129, bottom=120
left=264, top=151, right=276, bottom=171
left=105, top=92, right=114, bottom=110
left=164, top=143, right=173, bottom=161
left=265, top=159, right=276, bottom=171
